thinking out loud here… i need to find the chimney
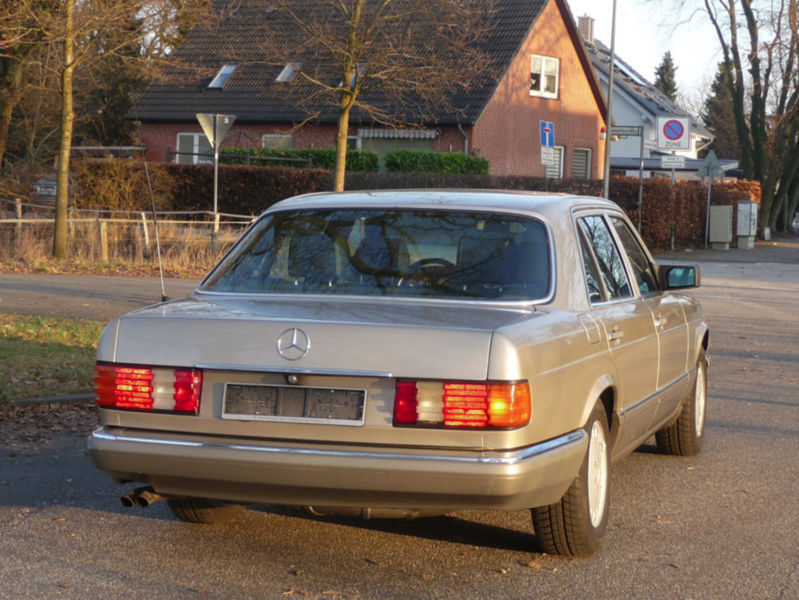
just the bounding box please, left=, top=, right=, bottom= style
left=578, top=15, right=595, bottom=44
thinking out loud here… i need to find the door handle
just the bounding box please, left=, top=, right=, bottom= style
left=654, top=316, right=667, bottom=331
left=608, top=328, right=624, bottom=343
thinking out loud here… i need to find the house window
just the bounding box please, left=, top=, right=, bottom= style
left=530, top=55, right=559, bottom=98
left=276, top=62, right=301, bottom=83
left=208, top=64, right=237, bottom=89
left=573, top=147, right=592, bottom=179
left=262, top=134, right=294, bottom=149
left=176, top=133, right=212, bottom=164
left=545, top=146, right=564, bottom=179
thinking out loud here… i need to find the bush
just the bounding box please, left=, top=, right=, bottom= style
left=384, top=150, right=489, bottom=175
left=221, top=147, right=379, bottom=172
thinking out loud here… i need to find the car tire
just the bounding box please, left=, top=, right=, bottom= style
left=167, top=497, right=244, bottom=524
left=656, top=354, right=707, bottom=457
left=531, top=402, right=610, bottom=557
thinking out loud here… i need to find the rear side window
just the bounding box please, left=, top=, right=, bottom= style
left=578, top=215, right=632, bottom=300
left=202, top=209, right=551, bottom=301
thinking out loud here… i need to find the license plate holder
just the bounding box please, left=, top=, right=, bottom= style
left=222, top=383, right=366, bottom=426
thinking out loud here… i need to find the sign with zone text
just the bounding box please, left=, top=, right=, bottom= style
left=657, top=116, right=691, bottom=150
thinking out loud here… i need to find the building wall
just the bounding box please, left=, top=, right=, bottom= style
left=473, top=1, right=605, bottom=178
left=139, top=122, right=341, bottom=162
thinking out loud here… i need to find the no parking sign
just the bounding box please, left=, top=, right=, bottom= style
left=657, top=116, right=691, bottom=150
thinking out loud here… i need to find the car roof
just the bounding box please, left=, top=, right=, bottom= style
left=267, top=189, right=620, bottom=220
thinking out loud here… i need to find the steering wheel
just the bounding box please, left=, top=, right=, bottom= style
left=409, top=257, right=455, bottom=271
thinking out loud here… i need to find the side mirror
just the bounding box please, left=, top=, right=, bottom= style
left=658, top=265, right=700, bottom=290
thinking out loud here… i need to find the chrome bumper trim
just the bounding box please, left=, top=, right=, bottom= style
left=89, top=427, right=585, bottom=466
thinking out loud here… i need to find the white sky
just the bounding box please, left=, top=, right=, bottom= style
left=565, top=0, right=723, bottom=99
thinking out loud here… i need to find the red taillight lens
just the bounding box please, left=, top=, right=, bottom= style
left=393, top=380, right=419, bottom=425
left=443, top=383, right=490, bottom=427
left=394, top=380, right=531, bottom=429
left=95, top=364, right=202, bottom=414
left=95, top=365, right=154, bottom=409
left=173, top=369, right=202, bottom=414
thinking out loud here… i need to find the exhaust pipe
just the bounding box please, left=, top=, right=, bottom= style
left=119, top=486, right=166, bottom=508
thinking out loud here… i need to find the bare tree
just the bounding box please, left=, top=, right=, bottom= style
left=687, top=0, right=799, bottom=231
left=242, top=0, right=494, bottom=192
left=1, top=0, right=212, bottom=259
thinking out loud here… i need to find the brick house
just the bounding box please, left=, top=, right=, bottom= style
left=130, top=0, right=607, bottom=179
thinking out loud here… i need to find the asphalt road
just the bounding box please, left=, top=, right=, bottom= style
left=1, top=250, right=798, bottom=599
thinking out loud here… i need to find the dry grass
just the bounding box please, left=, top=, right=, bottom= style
left=0, top=219, right=243, bottom=277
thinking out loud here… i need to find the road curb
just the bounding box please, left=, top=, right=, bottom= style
left=14, top=393, right=95, bottom=407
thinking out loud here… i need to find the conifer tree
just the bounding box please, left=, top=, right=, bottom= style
left=654, top=51, right=678, bottom=101
left=701, top=61, right=741, bottom=160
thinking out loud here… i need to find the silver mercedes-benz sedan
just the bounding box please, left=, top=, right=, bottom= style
left=87, top=190, right=708, bottom=556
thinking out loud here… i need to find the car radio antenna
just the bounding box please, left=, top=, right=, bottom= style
left=143, top=158, right=168, bottom=302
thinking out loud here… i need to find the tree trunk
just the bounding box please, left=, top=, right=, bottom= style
left=53, top=0, right=75, bottom=259
left=0, top=55, right=24, bottom=169
left=334, top=99, right=352, bottom=193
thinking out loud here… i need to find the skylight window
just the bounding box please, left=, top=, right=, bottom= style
left=276, top=62, right=301, bottom=83
left=208, top=64, right=237, bottom=89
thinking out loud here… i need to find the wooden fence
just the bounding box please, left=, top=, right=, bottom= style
left=1, top=197, right=254, bottom=262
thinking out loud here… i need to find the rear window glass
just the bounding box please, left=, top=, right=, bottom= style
left=201, top=209, right=550, bottom=300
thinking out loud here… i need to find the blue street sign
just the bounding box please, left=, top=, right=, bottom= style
left=540, top=121, right=555, bottom=147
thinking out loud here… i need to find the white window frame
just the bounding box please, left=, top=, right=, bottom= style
left=530, top=55, right=559, bottom=99
left=573, top=147, right=592, bottom=179
left=176, top=133, right=212, bottom=165
left=208, top=64, right=237, bottom=89
left=262, top=134, right=294, bottom=149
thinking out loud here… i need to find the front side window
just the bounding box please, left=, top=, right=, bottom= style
left=609, top=217, right=659, bottom=294
left=202, top=209, right=551, bottom=301
left=530, top=55, right=559, bottom=98
left=578, top=215, right=632, bottom=300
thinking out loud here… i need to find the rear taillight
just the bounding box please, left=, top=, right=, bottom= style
left=393, top=380, right=530, bottom=429
left=95, top=364, right=202, bottom=414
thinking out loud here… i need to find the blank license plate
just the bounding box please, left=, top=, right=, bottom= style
left=222, top=384, right=365, bottom=425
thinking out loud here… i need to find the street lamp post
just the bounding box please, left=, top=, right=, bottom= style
left=602, top=0, right=618, bottom=199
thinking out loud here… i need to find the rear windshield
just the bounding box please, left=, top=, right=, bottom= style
left=201, top=209, right=550, bottom=300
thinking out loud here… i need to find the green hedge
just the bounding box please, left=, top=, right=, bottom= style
left=221, top=147, right=379, bottom=172
left=71, top=159, right=761, bottom=251
left=384, top=150, right=489, bottom=175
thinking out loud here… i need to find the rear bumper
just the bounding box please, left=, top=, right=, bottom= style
left=86, top=427, right=586, bottom=510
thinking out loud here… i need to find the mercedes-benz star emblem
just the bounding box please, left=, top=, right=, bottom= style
left=277, top=328, right=310, bottom=361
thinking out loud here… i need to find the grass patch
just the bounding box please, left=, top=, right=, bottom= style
left=0, top=315, right=103, bottom=405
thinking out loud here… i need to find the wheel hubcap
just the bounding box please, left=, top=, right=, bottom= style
left=694, top=364, right=706, bottom=438
left=587, top=420, right=608, bottom=528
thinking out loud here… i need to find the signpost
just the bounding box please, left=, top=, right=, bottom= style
left=539, top=121, right=557, bottom=174
left=196, top=113, right=236, bottom=248
left=609, top=125, right=645, bottom=231
left=656, top=116, right=691, bottom=150
left=660, top=155, right=686, bottom=169
left=610, top=125, right=642, bottom=137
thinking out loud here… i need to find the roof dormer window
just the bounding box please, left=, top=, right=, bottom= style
left=276, top=62, right=301, bottom=83
left=208, top=64, right=237, bottom=89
